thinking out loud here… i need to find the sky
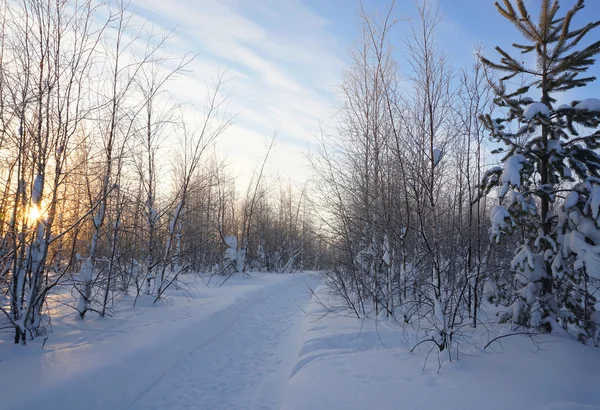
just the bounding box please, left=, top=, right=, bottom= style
left=127, top=0, right=600, bottom=191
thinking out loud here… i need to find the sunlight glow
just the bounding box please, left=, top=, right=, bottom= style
left=28, top=205, right=44, bottom=223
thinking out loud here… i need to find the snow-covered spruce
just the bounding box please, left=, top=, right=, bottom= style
left=479, top=0, right=600, bottom=342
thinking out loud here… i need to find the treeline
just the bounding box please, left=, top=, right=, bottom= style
left=0, top=0, right=327, bottom=344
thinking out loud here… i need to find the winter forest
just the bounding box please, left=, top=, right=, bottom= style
left=1, top=0, right=600, bottom=409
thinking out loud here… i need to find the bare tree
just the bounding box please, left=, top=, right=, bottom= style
left=1, top=0, right=106, bottom=342
left=154, top=74, right=234, bottom=300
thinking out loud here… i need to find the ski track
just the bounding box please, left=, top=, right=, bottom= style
left=129, top=274, right=315, bottom=410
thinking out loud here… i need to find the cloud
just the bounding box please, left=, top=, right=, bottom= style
left=128, top=0, right=345, bottom=190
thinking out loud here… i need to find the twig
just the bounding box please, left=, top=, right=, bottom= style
left=483, top=331, right=543, bottom=350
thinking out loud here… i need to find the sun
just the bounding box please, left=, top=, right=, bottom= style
left=28, top=205, right=44, bottom=223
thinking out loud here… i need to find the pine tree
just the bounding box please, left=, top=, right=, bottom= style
left=480, top=0, right=600, bottom=342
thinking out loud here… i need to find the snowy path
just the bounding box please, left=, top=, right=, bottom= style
left=1, top=273, right=317, bottom=410
left=129, top=273, right=315, bottom=410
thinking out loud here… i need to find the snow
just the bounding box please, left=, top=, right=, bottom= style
left=517, top=124, right=529, bottom=134
left=75, top=257, right=94, bottom=312
left=547, top=139, right=564, bottom=154
left=0, top=273, right=317, bottom=410
left=564, top=191, right=579, bottom=209
left=280, top=284, right=600, bottom=410
left=434, top=298, right=445, bottom=329
left=575, top=98, right=600, bottom=112
left=501, top=154, right=525, bottom=188
left=31, top=173, right=43, bottom=205
left=169, top=200, right=184, bottom=234
left=382, top=235, right=390, bottom=265
left=490, top=204, right=512, bottom=243
left=93, top=202, right=105, bottom=228
left=561, top=205, right=600, bottom=280
left=563, top=229, right=600, bottom=280
left=224, top=235, right=240, bottom=270
left=1, top=274, right=599, bottom=409
left=133, top=273, right=316, bottom=410
left=498, top=182, right=510, bottom=198
left=382, top=250, right=390, bottom=265
left=587, top=186, right=600, bottom=219
left=523, top=102, right=550, bottom=121
left=224, top=235, right=237, bottom=249
left=148, top=207, right=158, bottom=224
left=564, top=167, right=572, bottom=178
left=433, top=147, right=443, bottom=166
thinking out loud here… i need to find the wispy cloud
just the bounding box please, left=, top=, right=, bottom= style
left=129, top=0, right=345, bottom=188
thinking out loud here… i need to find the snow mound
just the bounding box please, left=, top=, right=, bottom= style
left=501, top=154, right=525, bottom=187
left=588, top=187, right=600, bottom=219
left=490, top=205, right=512, bottom=242
left=575, top=98, right=600, bottom=112
left=564, top=191, right=579, bottom=209
left=523, top=102, right=550, bottom=120
left=282, top=284, right=600, bottom=410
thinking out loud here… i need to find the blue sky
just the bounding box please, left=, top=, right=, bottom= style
left=128, top=0, right=600, bottom=188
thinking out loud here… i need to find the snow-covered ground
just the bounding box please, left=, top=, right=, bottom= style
left=0, top=272, right=318, bottom=410
left=282, top=283, right=600, bottom=410
left=2, top=274, right=599, bottom=410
